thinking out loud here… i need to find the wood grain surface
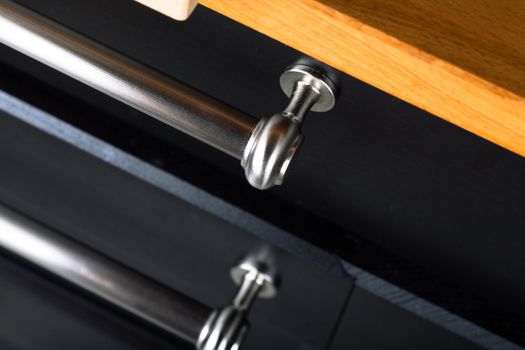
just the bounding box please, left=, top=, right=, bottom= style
left=198, top=0, right=525, bottom=158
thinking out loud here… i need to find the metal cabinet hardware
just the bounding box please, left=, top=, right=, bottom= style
left=0, top=0, right=337, bottom=190
left=197, top=259, right=277, bottom=350
left=0, top=204, right=277, bottom=350
left=242, top=65, right=337, bottom=189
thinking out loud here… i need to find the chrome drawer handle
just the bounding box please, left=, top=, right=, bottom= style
left=0, top=0, right=337, bottom=190
left=198, top=259, right=277, bottom=350
left=242, top=65, right=336, bottom=189
left=0, top=204, right=277, bottom=350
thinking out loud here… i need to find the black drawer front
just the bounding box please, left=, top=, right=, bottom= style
left=2, top=1, right=524, bottom=326
left=1, top=0, right=524, bottom=348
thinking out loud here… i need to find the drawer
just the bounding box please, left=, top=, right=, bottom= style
left=0, top=85, right=500, bottom=350
left=0, top=101, right=352, bottom=349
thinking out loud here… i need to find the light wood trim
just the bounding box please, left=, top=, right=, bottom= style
left=199, top=0, right=525, bottom=158
left=135, top=0, right=197, bottom=21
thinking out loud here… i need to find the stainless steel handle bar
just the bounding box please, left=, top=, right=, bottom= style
left=0, top=0, right=337, bottom=190
left=0, top=204, right=210, bottom=344
left=0, top=0, right=255, bottom=159
left=0, top=204, right=277, bottom=350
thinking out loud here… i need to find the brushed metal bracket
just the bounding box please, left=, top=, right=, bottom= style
left=242, top=64, right=337, bottom=190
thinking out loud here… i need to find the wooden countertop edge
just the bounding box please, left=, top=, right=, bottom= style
left=198, top=0, right=525, bottom=158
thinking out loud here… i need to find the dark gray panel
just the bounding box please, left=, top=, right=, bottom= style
left=342, top=263, right=523, bottom=350
left=331, top=288, right=483, bottom=350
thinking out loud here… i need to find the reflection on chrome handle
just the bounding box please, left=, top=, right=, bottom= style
left=197, top=259, right=277, bottom=350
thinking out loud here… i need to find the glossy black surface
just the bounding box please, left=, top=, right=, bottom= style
left=1, top=0, right=525, bottom=346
